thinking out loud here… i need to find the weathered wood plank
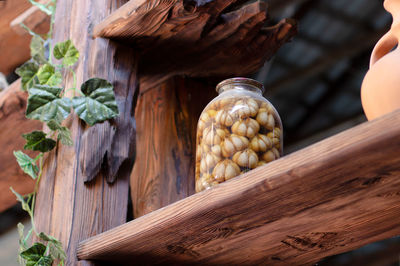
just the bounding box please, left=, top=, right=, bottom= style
left=34, top=0, right=135, bottom=265
left=131, top=77, right=216, bottom=217
left=10, top=0, right=50, bottom=36
left=92, top=0, right=297, bottom=89
left=0, top=0, right=49, bottom=75
left=78, top=109, right=400, bottom=265
left=0, top=79, right=41, bottom=212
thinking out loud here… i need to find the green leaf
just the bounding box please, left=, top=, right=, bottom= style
left=53, top=40, right=79, bottom=66
left=10, top=187, right=32, bottom=212
left=30, top=256, right=53, bottom=266
left=72, top=78, right=119, bottom=126
left=13, top=151, right=39, bottom=179
left=23, top=131, right=56, bottom=152
left=37, top=64, right=62, bottom=86
left=38, top=233, right=66, bottom=261
left=20, top=242, right=53, bottom=266
left=58, top=127, right=72, bottom=146
left=30, top=36, right=46, bottom=64
left=26, top=85, right=72, bottom=123
left=15, top=61, right=39, bottom=91
left=47, top=121, right=73, bottom=146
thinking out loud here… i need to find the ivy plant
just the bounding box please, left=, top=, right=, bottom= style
left=11, top=0, right=119, bottom=265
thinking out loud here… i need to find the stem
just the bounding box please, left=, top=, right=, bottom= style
left=47, top=7, right=56, bottom=64
left=72, top=70, right=77, bottom=91
left=30, top=155, right=44, bottom=235
left=20, top=23, right=41, bottom=38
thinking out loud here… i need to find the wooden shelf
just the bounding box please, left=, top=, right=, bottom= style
left=77, top=109, right=400, bottom=265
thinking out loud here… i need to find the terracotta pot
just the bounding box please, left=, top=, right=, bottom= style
left=361, top=0, right=400, bottom=120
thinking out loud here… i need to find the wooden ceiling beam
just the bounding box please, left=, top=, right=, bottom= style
left=267, top=28, right=389, bottom=94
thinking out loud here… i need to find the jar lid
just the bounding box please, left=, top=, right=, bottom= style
left=216, top=77, right=265, bottom=94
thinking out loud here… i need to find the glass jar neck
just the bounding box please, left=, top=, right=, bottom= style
left=216, top=78, right=264, bottom=95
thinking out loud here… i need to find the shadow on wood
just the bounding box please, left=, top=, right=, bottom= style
left=131, top=77, right=216, bottom=217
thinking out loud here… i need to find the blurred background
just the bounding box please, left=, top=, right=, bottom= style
left=1, top=0, right=399, bottom=265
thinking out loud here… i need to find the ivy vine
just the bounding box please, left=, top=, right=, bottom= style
left=10, top=1, right=119, bottom=265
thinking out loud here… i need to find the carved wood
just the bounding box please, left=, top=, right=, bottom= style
left=0, top=0, right=49, bottom=75
left=131, top=77, right=216, bottom=217
left=93, top=0, right=297, bottom=89
left=33, top=0, right=136, bottom=265
left=78, top=108, right=400, bottom=265
left=0, top=79, right=41, bottom=212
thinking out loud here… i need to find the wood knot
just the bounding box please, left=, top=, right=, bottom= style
left=282, top=232, right=339, bottom=252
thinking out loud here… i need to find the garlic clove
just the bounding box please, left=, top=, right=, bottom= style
left=221, top=134, right=249, bottom=157
left=232, top=149, right=258, bottom=168
left=215, top=109, right=235, bottom=127
left=234, top=98, right=259, bottom=118
left=231, top=134, right=249, bottom=150
left=207, top=109, right=217, bottom=118
left=203, top=127, right=227, bottom=145
left=225, top=162, right=241, bottom=180
left=221, top=138, right=235, bottom=157
left=200, top=152, right=221, bottom=173
left=232, top=118, right=259, bottom=138
left=262, top=150, right=275, bottom=163
left=257, top=160, right=267, bottom=167
left=212, top=159, right=241, bottom=181
left=265, top=114, right=275, bottom=130
left=271, top=147, right=280, bottom=159
left=256, top=108, right=269, bottom=126
left=211, top=145, right=222, bottom=157
left=250, top=134, right=272, bottom=152
left=232, top=121, right=247, bottom=136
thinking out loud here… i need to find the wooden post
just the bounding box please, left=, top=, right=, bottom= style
left=131, top=77, right=216, bottom=217
left=34, top=0, right=136, bottom=265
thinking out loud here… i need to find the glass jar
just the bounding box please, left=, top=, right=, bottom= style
left=195, top=78, right=283, bottom=192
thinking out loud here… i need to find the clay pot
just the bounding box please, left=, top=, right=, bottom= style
left=361, top=0, right=400, bottom=120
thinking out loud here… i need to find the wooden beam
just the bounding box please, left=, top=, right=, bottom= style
left=0, top=0, right=49, bottom=75
left=78, top=109, right=400, bottom=265
left=0, top=79, right=42, bottom=212
left=33, top=0, right=137, bottom=264
left=10, top=0, right=51, bottom=36
left=267, top=28, right=389, bottom=93
left=92, top=0, right=297, bottom=89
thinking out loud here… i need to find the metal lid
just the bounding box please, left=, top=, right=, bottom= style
left=216, top=77, right=265, bottom=94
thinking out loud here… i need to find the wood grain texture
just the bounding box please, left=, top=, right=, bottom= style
left=33, top=0, right=136, bottom=265
left=92, top=0, right=297, bottom=89
left=0, top=0, right=49, bottom=75
left=0, top=79, right=41, bottom=212
left=10, top=0, right=50, bottom=36
left=131, top=77, right=216, bottom=217
left=78, top=109, right=400, bottom=265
